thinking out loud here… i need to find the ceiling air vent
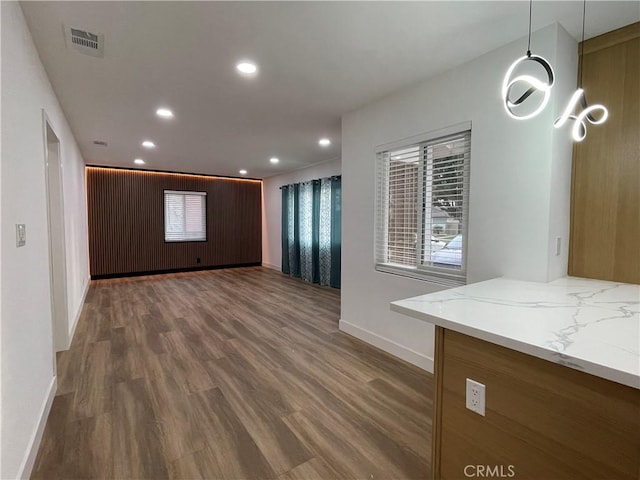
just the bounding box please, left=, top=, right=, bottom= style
left=64, top=25, right=104, bottom=58
left=93, top=140, right=108, bottom=147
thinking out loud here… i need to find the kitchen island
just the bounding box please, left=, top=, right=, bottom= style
left=391, top=276, right=639, bottom=480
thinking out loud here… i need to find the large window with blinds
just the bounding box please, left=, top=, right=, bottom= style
left=164, top=190, right=207, bottom=242
left=375, top=124, right=471, bottom=285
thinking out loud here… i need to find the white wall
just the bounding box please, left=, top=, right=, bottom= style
left=59, top=125, right=90, bottom=341
left=0, top=11, right=3, bottom=476
left=1, top=3, right=90, bottom=478
left=340, top=23, right=576, bottom=371
left=262, top=158, right=341, bottom=270
left=547, top=25, right=578, bottom=282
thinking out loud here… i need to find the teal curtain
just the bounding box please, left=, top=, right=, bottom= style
left=281, top=176, right=341, bottom=288
left=281, top=184, right=299, bottom=276
left=330, top=177, right=341, bottom=288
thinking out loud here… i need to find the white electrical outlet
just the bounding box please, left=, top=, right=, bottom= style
left=466, top=378, right=486, bottom=416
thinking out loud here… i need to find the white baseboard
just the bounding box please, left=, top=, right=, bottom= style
left=17, top=376, right=57, bottom=480
left=339, top=319, right=434, bottom=373
left=261, top=262, right=281, bottom=272
left=65, top=278, right=89, bottom=350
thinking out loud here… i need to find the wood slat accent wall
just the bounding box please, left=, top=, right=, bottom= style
left=86, top=167, right=262, bottom=278
left=569, top=22, right=640, bottom=284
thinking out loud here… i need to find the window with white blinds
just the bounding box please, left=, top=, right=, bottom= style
left=375, top=125, right=471, bottom=286
left=164, top=190, right=207, bottom=242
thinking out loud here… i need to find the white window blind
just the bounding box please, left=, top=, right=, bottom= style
left=375, top=127, right=471, bottom=286
left=164, top=190, right=207, bottom=242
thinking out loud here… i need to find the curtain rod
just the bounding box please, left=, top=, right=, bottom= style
left=279, top=175, right=341, bottom=189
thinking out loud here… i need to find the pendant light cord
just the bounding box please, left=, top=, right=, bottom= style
left=579, top=0, right=586, bottom=87
left=526, top=0, right=533, bottom=56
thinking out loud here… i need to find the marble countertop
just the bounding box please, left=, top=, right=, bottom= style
left=390, top=277, right=640, bottom=389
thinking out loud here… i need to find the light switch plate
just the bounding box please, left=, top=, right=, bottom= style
left=16, top=224, right=26, bottom=247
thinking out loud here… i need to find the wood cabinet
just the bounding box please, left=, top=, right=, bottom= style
left=569, top=22, right=640, bottom=284
left=431, top=327, right=640, bottom=480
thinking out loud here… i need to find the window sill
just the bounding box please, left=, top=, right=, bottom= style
left=375, top=264, right=466, bottom=288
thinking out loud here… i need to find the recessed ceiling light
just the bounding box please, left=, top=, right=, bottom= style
left=142, top=140, right=155, bottom=148
left=319, top=138, right=331, bottom=147
left=270, top=157, right=279, bottom=164
left=156, top=108, right=174, bottom=118
left=134, top=159, right=145, bottom=165
left=236, top=61, right=258, bottom=75
left=239, top=169, right=247, bottom=175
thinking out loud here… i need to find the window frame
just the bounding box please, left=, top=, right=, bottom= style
left=163, top=189, right=208, bottom=243
left=374, top=122, right=471, bottom=286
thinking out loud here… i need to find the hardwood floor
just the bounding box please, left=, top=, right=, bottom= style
left=32, top=267, right=432, bottom=479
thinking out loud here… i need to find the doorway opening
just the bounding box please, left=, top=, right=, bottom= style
left=43, top=113, right=69, bottom=355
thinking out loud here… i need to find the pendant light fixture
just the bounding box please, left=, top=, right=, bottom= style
left=553, top=0, right=608, bottom=141
left=502, top=0, right=555, bottom=120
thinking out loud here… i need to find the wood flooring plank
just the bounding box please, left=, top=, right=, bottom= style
left=71, top=340, right=112, bottom=420
left=227, top=320, right=293, bottom=367
left=159, top=330, right=216, bottom=394
left=62, top=413, right=113, bottom=479
left=186, top=387, right=277, bottom=480
left=112, top=378, right=169, bottom=479
left=288, top=403, right=429, bottom=480
left=278, top=367, right=430, bottom=480
left=32, top=267, right=432, bottom=480
left=173, top=314, right=227, bottom=361
left=130, top=316, right=167, bottom=355
left=328, top=330, right=430, bottom=396
left=145, top=369, right=207, bottom=462
left=110, top=326, right=144, bottom=384
left=282, top=411, right=380, bottom=480
left=222, top=338, right=307, bottom=412
left=283, top=346, right=431, bottom=456
left=193, top=305, right=238, bottom=342
left=277, top=456, right=343, bottom=480
left=220, top=347, right=296, bottom=418
left=54, top=348, right=83, bottom=396
left=31, top=393, right=73, bottom=480
left=279, top=325, right=376, bottom=384
left=205, top=357, right=313, bottom=475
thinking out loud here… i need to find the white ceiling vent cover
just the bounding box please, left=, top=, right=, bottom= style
left=64, top=25, right=104, bottom=58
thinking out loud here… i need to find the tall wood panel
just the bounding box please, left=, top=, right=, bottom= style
left=86, top=167, right=262, bottom=278
left=569, top=22, right=640, bottom=283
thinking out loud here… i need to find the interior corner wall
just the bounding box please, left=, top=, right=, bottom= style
left=547, top=23, right=578, bottom=282
left=262, top=158, right=342, bottom=270
left=0, top=17, right=3, bottom=477
left=1, top=3, right=90, bottom=478
left=340, top=23, right=576, bottom=371
left=63, top=146, right=90, bottom=339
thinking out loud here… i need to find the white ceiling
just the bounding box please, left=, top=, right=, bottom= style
left=20, top=1, right=639, bottom=179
